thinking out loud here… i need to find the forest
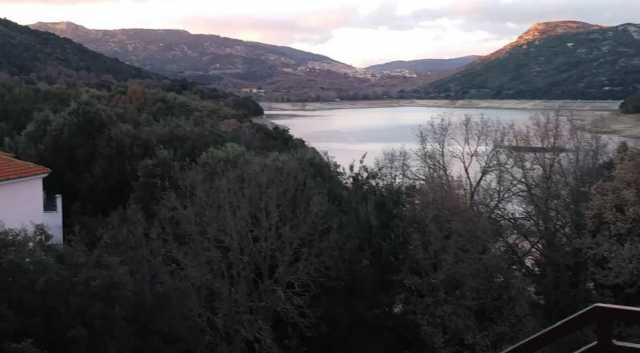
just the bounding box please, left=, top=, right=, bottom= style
left=621, top=94, right=640, bottom=114
left=1, top=18, right=640, bottom=353
left=2, top=75, right=640, bottom=353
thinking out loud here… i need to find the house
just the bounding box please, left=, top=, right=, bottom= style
left=0, top=152, right=63, bottom=244
left=240, top=87, right=266, bottom=95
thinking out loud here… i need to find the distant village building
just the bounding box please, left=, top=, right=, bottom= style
left=0, top=152, right=63, bottom=244
left=240, top=87, right=266, bottom=95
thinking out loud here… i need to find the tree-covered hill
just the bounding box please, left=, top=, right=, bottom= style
left=30, top=21, right=356, bottom=83
left=30, top=21, right=375, bottom=100
left=0, top=19, right=285, bottom=226
left=366, top=55, right=479, bottom=76
left=422, top=21, right=640, bottom=99
left=620, top=94, right=640, bottom=113
left=29, top=21, right=454, bottom=102
left=0, top=18, right=155, bottom=81
left=3, top=18, right=640, bottom=353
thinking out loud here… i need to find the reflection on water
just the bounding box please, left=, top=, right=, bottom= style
left=266, top=107, right=537, bottom=167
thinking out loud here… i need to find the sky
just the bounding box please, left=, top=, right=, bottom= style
left=3, top=0, right=640, bottom=67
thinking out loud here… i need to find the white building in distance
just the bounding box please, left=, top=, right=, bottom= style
left=0, top=151, right=63, bottom=243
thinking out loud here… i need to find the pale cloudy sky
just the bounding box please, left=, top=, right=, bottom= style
left=3, top=0, right=640, bottom=67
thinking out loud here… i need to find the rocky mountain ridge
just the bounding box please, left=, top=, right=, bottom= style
left=366, top=55, right=479, bottom=77
left=30, top=20, right=640, bottom=101
left=31, top=21, right=474, bottom=101
left=30, top=21, right=374, bottom=100
left=483, top=20, right=605, bottom=61
left=422, top=21, right=640, bottom=100
left=0, top=19, right=153, bottom=82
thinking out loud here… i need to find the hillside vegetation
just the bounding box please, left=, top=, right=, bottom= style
left=30, top=22, right=356, bottom=84
left=422, top=21, right=640, bottom=99
left=0, top=18, right=284, bottom=225
left=0, top=19, right=153, bottom=81
left=366, top=55, right=478, bottom=75
left=31, top=21, right=460, bottom=101
left=30, top=21, right=377, bottom=101
left=2, top=18, right=640, bottom=353
left=620, top=94, right=640, bottom=113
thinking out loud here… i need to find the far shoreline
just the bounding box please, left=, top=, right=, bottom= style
left=260, top=99, right=622, bottom=112
left=261, top=99, right=640, bottom=140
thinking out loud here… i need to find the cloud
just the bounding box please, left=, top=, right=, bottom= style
left=0, top=0, right=110, bottom=3
left=457, top=0, right=640, bottom=25
left=183, top=7, right=358, bottom=45
left=170, top=0, right=640, bottom=65
left=292, top=19, right=511, bottom=67
left=184, top=0, right=635, bottom=48
left=387, top=0, right=640, bottom=33
left=5, top=0, right=640, bottom=65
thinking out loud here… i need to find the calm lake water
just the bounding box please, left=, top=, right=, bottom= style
left=266, top=107, right=541, bottom=166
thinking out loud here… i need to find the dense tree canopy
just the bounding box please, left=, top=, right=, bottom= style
left=1, top=18, right=639, bottom=352
left=620, top=94, right=640, bottom=114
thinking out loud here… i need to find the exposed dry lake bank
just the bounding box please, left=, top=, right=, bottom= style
left=261, top=100, right=640, bottom=139
left=261, top=99, right=622, bottom=112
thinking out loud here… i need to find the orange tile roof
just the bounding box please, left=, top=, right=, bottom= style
left=0, top=151, right=50, bottom=183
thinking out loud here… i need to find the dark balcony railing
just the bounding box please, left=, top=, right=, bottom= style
left=501, top=304, right=640, bottom=353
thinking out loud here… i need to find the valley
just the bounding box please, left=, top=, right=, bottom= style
left=30, top=21, right=455, bottom=101
left=265, top=99, right=640, bottom=137
left=264, top=100, right=640, bottom=167
left=29, top=20, right=640, bottom=103
left=4, top=2, right=640, bottom=352
left=423, top=21, right=640, bottom=100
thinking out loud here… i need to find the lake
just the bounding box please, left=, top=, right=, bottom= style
left=266, top=107, right=548, bottom=166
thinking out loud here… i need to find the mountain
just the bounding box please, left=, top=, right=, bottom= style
left=483, top=21, right=603, bottom=61
left=0, top=18, right=264, bottom=126
left=366, top=56, right=479, bottom=76
left=0, top=18, right=152, bottom=81
left=422, top=21, right=640, bottom=100
left=0, top=19, right=310, bottom=236
left=30, top=21, right=375, bottom=100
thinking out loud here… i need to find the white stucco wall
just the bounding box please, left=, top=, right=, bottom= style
left=0, top=177, right=45, bottom=228
left=0, top=176, right=63, bottom=244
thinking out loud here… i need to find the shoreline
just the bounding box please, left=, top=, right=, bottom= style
left=582, top=113, right=640, bottom=139
left=261, top=99, right=622, bottom=112
left=260, top=99, right=640, bottom=140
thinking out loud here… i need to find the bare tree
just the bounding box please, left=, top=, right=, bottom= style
left=494, top=112, right=610, bottom=321
left=414, top=116, right=453, bottom=190
left=411, top=115, right=511, bottom=210
left=374, top=148, right=412, bottom=186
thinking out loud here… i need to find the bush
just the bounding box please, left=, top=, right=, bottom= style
left=620, top=94, right=640, bottom=114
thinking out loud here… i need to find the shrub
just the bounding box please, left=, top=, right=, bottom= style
left=620, top=94, right=640, bottom=114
